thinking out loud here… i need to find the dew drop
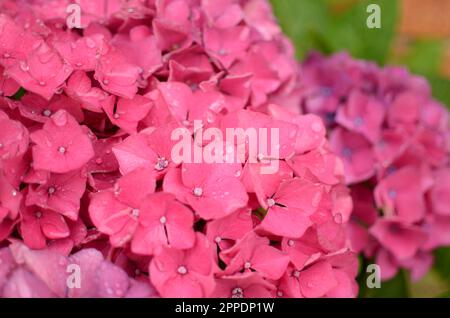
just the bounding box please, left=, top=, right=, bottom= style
left=85, top=38, right=96, bottom=49
left=53, top=111, right=68, bottom=126
left=388, top=189, right=397, bottom=199
left=19, top=61, right=30, bottom=72
left=193, top=187, right=203, bottom=197
left=131, top=208, right=140, bottom=218
left=155, top=157, right=169, bottom=171
left=58, top=258, right=66, bottom=267
left=177, top=265, right=188, bottom=275
left=333, top=213, right=343, bottom=224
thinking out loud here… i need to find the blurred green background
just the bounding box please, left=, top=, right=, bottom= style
left=270, top=0, right=450, bottom=297
left=271, top=0, right=450, bottom=108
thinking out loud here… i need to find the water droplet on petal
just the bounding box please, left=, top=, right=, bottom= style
left=58, top=257, right=66, bottom=266
left=193, top=187, right=203, bottom=197
left=388, top=189, right=397, bottom=199
left=52, top=111, right=68, bottom=126
left=85, top=38, right=96, bottom=48
left=206, top=111, right=215, bottom=124
left=177, top=265, right=188, bottom=275
left=155, top=157, right=169, bottom=171
left=334, top=213, right=343, bottom=224
left=19, top=61, right=29, bottom=72
left=131, top=208, right=140, bottom=218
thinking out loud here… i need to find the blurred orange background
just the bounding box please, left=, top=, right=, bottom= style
left=397, top=0, right=450, bottom=78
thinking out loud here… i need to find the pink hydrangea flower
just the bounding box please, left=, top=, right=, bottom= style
left=30, top=110, right=94, bottom=173
left=299, top=52, right=450, bottom=281
left=0, top=1, right=358, bottom=298
left=149, top=233, right=216, bottom=298
left=163, top=163, right=249, bottom=220
left=0, top=242, right=156, bottom=298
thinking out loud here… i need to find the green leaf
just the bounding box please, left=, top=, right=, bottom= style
left=12, top=87, right=26, bottom=101
left=409, top=270, right=450, bottom=298
left=270, top=0, right=329, bottom=59
left=434, top=247, right=450, bottom=282
left=428, top=75, right=450, bottom=108
left=271, top=0, right=398, bottom=64
left=400, top=40, right=445, bottom=76
left=324, top=0, right=398, bottom=64
left=438, top=290, right=450, bottom=298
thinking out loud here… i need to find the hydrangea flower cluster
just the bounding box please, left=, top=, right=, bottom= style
left=0, top=242, right=158, bottom=297
left=298, top=52, right=450, bottom=281
left=0, top=1, right=357, bottom=297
